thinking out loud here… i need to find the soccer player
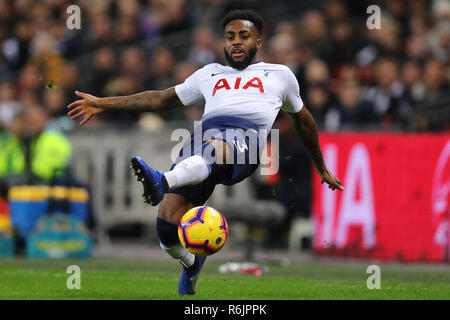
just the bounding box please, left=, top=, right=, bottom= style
left=67, top=10, right=343, bottom=295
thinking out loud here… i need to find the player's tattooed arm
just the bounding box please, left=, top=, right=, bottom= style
left=99, top=87, right=182, bottom=111
left=290, top=107, right=344, bottom=191
left=67, top=87, right=182, bottom=125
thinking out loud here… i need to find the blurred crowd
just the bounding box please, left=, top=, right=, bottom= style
left=0, top=0, right=448, bottom=136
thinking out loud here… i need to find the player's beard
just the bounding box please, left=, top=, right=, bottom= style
left=224, top=47, right=258, bottom=70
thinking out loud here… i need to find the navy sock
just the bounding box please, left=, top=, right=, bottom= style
left=185, top=255, right=199, bottom=274
left=156, top=217, right=179, bottom=247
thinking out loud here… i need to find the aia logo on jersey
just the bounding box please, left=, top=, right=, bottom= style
left=212, top=77, right=264, bottom=96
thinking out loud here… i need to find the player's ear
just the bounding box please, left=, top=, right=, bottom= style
left=256, top=38, right=262, bottom=48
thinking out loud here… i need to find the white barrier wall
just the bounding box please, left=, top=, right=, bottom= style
left=68, top=128, right=173, bottom=243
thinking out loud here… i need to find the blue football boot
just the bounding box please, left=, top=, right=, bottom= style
left=130, top=156, right=168, bottom=206
left=179, top=255, right=207, bottom=295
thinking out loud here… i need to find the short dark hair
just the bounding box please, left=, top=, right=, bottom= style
left=221, top=10, right=264, bottom=35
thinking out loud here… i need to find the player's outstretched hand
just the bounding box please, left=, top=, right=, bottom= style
left=319, top=168, right=344, bottom=191
left=67, top=91, right=104, bottom=125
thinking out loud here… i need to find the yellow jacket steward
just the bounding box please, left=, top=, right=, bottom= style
left=0, top=130, right=72, bottom=181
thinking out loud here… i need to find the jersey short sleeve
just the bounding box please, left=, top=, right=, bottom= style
left=175, top=69, right=203, bottom=106
left=281, top=67, right=303, bottom=113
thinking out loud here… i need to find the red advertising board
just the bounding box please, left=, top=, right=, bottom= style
left=312, top=133, right=450, bottom=262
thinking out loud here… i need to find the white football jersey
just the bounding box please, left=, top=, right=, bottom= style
left=175, top=61, right=303, bottom=144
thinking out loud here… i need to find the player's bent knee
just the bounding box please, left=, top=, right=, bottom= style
left=158, top=193, right=194, bottom=225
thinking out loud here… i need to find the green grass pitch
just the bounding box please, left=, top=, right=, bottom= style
left=0, top=258, right=449, bottom=300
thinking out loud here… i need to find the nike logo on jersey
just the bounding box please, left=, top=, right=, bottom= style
left=211, top=72, right=224, bottom=77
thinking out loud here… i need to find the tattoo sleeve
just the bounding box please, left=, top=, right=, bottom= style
left=99, top=87, right=183, bottom=111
